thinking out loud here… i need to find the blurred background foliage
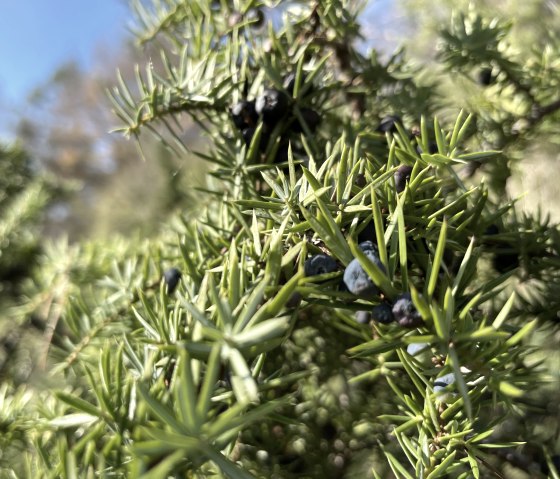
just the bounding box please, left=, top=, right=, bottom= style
left=400, top=0, right=560, bottom=218
left=11, top=42, right=207, bottom=240
left=3, top=0, right=560, bottom=241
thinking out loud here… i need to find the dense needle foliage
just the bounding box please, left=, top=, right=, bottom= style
left=1, top=1, right=560, bottom=478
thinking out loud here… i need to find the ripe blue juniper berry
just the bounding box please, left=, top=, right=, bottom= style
left=246, top=8, right=265, bottom=29
left=303, top=254, right=338, bottom=277
left=407, top=342, right=429, bottom=356
left=242, top=127, right=257, bottom=147
left=358, top=240, right=377, bottom=252
left=343, top=242, right=385, bottom=297
left=230, top=100, right=258, bottom=130
left=354, top=173, right=367, bottom=188
left=163, top=268, right=181, bottom=294
left=416, top=141, right=438, bottom=155
left=391, top=292, right=423, bottom=327
left=484, top=223, right=500, bottom=237
left=433, top=372, right=456, bottom=393
left=394, top=164, right=413, bottom=193
left=354, top=310, right=371, bottom=324
left=255, top=88, right=289, bottom=126
left=357, top=222, right=376, bottom=244
left=376, top=114, right=402, bottom=134
left=371, top=303, right=394, bottom=324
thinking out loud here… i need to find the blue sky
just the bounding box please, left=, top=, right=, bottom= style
left=0, top=1, right=399, bottom=140
left=0, top=1, right=399, bottom=106
left=0, top=0, right=129, bottom=105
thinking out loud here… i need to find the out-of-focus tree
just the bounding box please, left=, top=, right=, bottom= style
left=397, top=0, right=560, bottom=218
left=0, top=142, right=55, bottom=381
left=14, top=42, right=206, bottom=240
left=399, top=0, right=560, bottom=59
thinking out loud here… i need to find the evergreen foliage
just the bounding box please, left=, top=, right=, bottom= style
left=1, top=1, right=560, bottom=478
left=0, top=142, right=55, bottom=381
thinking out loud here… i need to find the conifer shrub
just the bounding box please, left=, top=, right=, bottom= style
left=2, top=1, right=560, bottom=478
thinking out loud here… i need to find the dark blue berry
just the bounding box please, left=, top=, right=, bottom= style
left=230, top=100, right=257, bottom=130
left=355, top=310, right=371, bottom=324
left=355, top=173, right=366, bottom=188
left=481, top=224, right=501, bottom=247
left=407, top=342, right=428, bottom=356
left=484, top=224, right=500, bottom=236
left=286, top=292, right=302, bottom=308
left=377, top=115, right=402, bottom=134
left=304, top=254, right=338, bottom=277
left=416, top=142, right=438, bottom=155
left=242, top=126, right=256, bottom=146
left=357, top=222, right=376, bottom=245
left=358, top=240, right=377, bottom=252
left=392, top=292, right=423, bottom=327
left=433, top=372, right=455, bottom=393
left=478, top=67, right=494, bottom=86
left=163, top=268, right=182, bottom=294
left=394, top=165, right=413, bottom=193
left=371, top=303, right=394, bottom=324
left=343, top=249, right=385, bottom=297
left=255, top=89, right=289, bottom=126
left=493, top=250, right=519, bottom=274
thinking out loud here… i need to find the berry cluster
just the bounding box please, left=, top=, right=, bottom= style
left=391, top=292, right=423, bottom=327
left=344, top=243, right=423, bottom=327
left=367, top=293, right=423, bottom=327
left=376, top=114, right=402, bottom=134
left=230, top=73, right=320, bottom=165
left=343, top=241, right=385, bottom=297
left=304, top=242, right=423, bottom=329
